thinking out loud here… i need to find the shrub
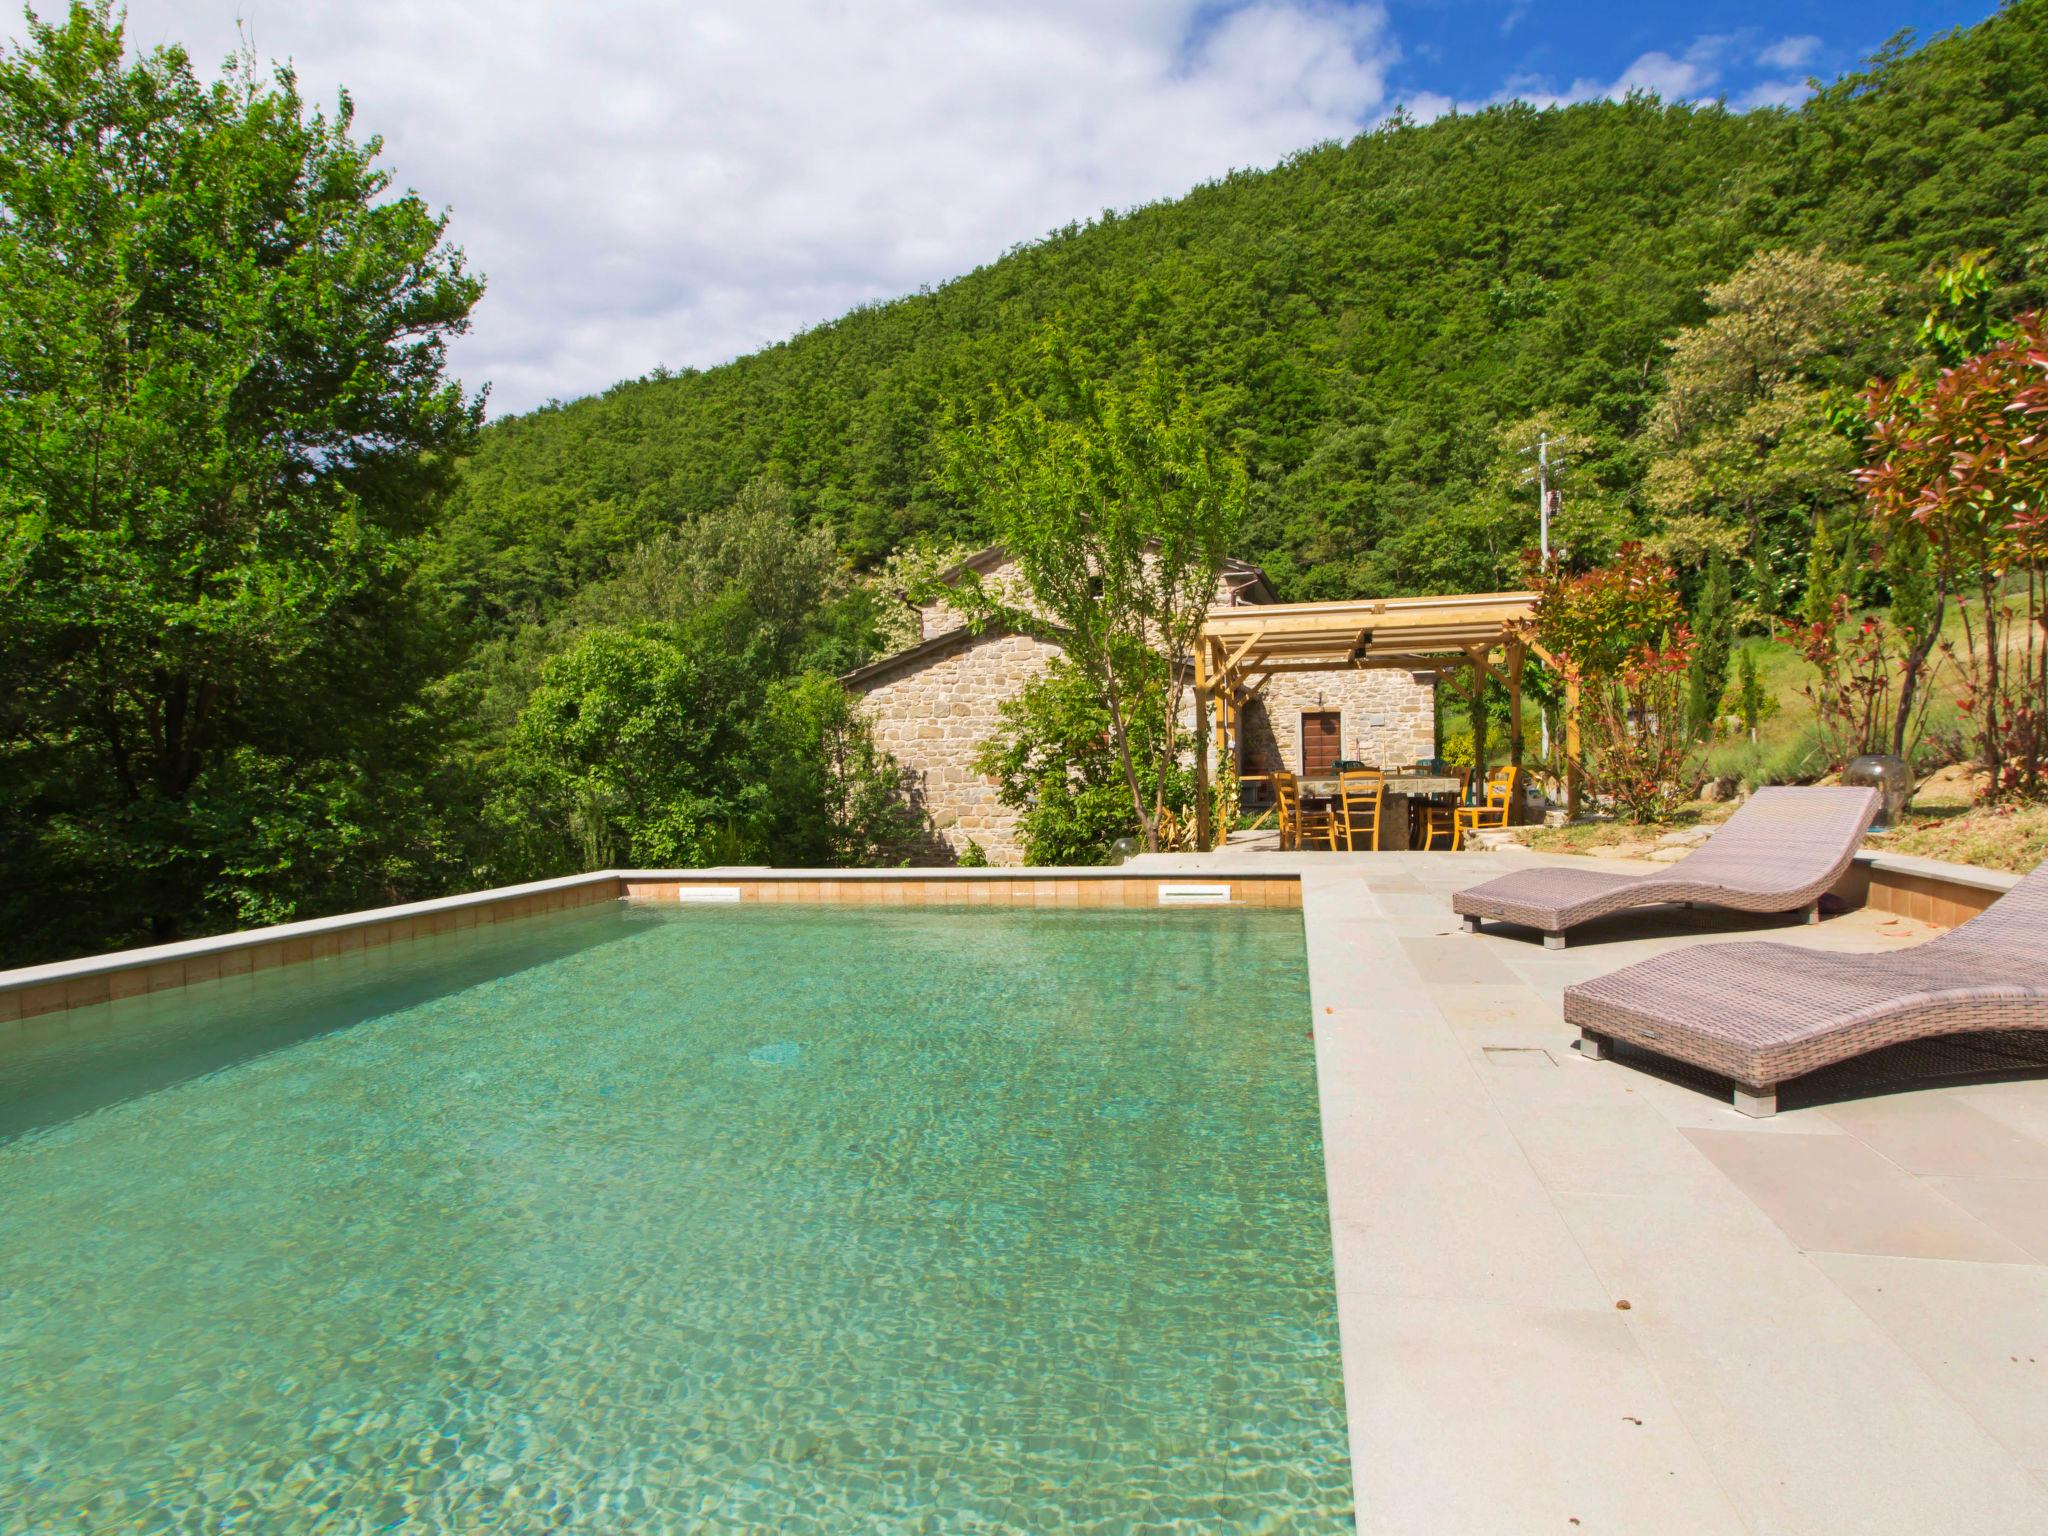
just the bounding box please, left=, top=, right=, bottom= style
left=1519, top=544, right=1704, bottom=821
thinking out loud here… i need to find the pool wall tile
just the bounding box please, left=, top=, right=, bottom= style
left=4, top=867, right=1310, bottom=1021
left=107, top=967, right=152, bottom=1002
left=64, top=975, right=111, bottom=1010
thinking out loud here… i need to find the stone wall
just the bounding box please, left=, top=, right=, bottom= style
left=853, top=628, right=1062, bottom=864
left=917, top=563, right=1032, bottom=642
left=1238, top=668, right=1437, bottom=778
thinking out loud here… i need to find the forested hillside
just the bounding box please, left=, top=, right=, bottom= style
left=433, top=2, right=2048, bottom=625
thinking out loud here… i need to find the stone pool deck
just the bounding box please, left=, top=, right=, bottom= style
left=1134, top=846, right=2048, bottom=1536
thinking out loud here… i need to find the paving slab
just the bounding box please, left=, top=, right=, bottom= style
left=1824, top=1093, right=2048, bottom=1178
left=1926, top=1176, right=2048, bottom=1263
left=1313, top=1006, right=1609, bottom=1311
left=1684, top=1127, right=2036, bottom=1263
left=1558, top=1188, right=2048, bottom=1534
left=1954, top=1077, right=2048, bottom=1148
left=1814, top=1252, right=2048, bottom=1475
left=1339, top=1295, right=1746, bottom=1536
left=1398, top=934, right=1515, bottom=985
left=1498, top=1099, right=1734, bottom=1199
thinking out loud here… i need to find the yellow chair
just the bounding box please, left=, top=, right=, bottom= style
left=1414, top=769, right=1468, bottom=851
left=1336, top=768, right=1386, bottom=851
left=1454, top=766, right=1522, bottom=850
left=1274, top=771, right=1336, bottom=851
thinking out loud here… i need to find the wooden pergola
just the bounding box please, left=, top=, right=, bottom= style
left=1190, top=591, right=1578, bottom=848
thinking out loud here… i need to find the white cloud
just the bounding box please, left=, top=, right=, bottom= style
left=67, top=1, right=1398, bottom=414
left=1757, top=34, right=1821, bottom=71
left=1736, top=77, right=1816, bottom=110
left=13, top=5, right=1843, bottom=414
left=1611, top=35, right=1730, bottom=100
left=1453, top=31, right=1813, bottom=115
left=1396, top=89, right=1458, bottom=124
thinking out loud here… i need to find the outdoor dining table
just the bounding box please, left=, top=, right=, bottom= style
left=1298, top=773, right=1465, bottom=851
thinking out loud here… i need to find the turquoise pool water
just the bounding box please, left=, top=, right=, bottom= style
left=0, top=902, right=1351, bottom=1533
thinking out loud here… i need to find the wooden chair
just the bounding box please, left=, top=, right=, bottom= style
left=1336, top=768, right=1385, bottom=851
left=1274, top=771, right=1336, bottom=851
left=1453, top=766, right=1522, bottom=850
left=1413, top=769, right=1468, bottom=851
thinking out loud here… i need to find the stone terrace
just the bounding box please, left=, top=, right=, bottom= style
left=1132, top=844, right=2048, bottom=1535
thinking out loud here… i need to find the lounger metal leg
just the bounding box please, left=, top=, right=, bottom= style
left=1543, top=932, right=1568, bottom=950
left=1576, top=1029, right=1610, bottom=1061
left=1458, top=915, right=1479, bottom=934
left=1804, top=902, right=1821, bottom=925
left=1732, top=1084, right=1778, bottom=1117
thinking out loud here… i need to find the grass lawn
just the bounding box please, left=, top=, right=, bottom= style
left=1878, top=804, right=2048, bottom=872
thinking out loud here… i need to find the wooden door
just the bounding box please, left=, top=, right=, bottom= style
left=1301, top=711, right=1342, bottom=777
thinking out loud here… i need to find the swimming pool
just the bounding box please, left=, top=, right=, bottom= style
left=0, top=901, right=1350, bottom=1532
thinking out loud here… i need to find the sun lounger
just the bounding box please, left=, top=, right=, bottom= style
left=1563, top=858, right=2048, bottom=1115
left=1451, top=786, right=1878, bottom=948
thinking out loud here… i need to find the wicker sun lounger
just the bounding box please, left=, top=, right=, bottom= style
left=1451, top=786, right=1879, bottom=948
left=1563, top=859, right=2048, bottom=1115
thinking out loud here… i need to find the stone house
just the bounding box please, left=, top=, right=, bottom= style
left=843, top=546, right=1438, bottom=863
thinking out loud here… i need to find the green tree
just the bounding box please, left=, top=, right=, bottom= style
left=1918, top=249, right=2017, bottom=366
left=489, top=617, right=912, bottom=877
left=1735, top=646, right=1770, bottom=743
left=1881, top=523, right=1943, bottom=759
left=576, top=479, right=849, bottom=664
left=1684, top=550, right=1734, bottom=738
left=938, top=334, right=1245, bottom=851
left=490, top=625, right=735, bottom=872
left=753, top=673, right=919, bottom=867
left=1644, top=249, right=1896, bottom=617
left=0, top=4, right=483, bottom=958
left=425, top=1, right=2048, bottom=630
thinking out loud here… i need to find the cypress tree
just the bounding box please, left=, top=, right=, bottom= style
left=1685, top=552, right=1735, bottom=740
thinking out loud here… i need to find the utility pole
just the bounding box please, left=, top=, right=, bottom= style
left=1525, top=430, right=1560, bottom=759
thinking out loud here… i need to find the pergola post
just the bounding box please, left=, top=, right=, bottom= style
left=1506, top=639, right=1526, bottom=768
left=1564, top=673, right=1582, bottom=820
left=1506, top=638, right=1526, bottom=824
left=1465, top=645, right=1492, bottom=776
left=1193, top=639, right=1214, bottom=853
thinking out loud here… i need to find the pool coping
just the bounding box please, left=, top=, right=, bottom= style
left=0, top=867, right=1303, bottom=1023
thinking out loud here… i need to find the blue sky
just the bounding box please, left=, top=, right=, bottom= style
left=42, top=2, right=2009, bottom=413
left=1383, top=1, right=1995, bottom=107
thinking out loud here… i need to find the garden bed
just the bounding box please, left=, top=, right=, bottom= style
left=1524, top=772, right=2048, bottom=877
